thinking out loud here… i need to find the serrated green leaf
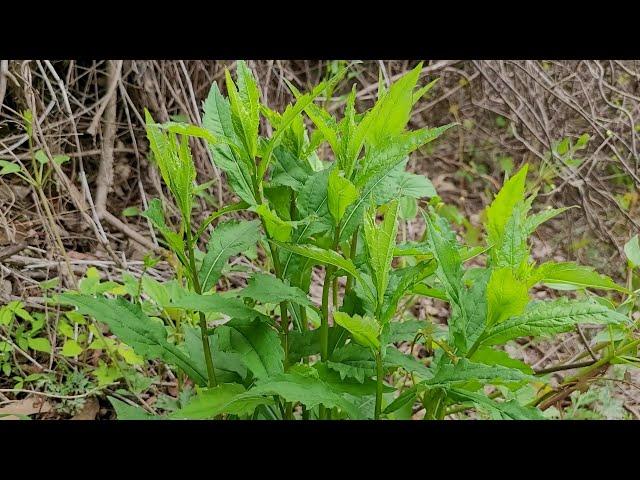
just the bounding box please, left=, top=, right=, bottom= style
left=328, top=167, right=358, bottom=224
left=333, top=311, right=380, bottom=350
left=364, top=200, right=399, bottom=309
left=198, top=219, right=261, bottom=292
left=243, top=371, right=364, bottom=419
left=170, top=383, right=270, bottom=419
left=448, top=388, right=543, bottom=419
left=240, top=273, right=311, bottom=306
left=215, top=317, right=284, bottom=380
left=532, top=262, right=628, bottom=293
left=425, top=358, right=533, bottom=387
left=480, top=298, right=629, bottom=346
left=487, top=267, right=530, bottom=327
left=59, top=294, right=207, bottom=385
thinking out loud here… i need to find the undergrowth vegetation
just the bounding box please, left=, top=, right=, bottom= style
left=3, top=61, right=639, bottom=420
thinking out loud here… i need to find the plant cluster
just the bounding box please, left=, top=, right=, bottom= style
left=56, top=62, right=637, bottom=420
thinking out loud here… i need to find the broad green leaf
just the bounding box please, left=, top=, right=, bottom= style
left=252, top=204, right=293, bottom=242
left=327, top=344, right=376, bottom=383
left=386, top=319, right=430, bottom=343
left=244, top=371, right=364, bottom=419
left=333, top=311, right=380, bottom=350
left=198, top=219, right=261, bottom=292
left=215, top=317, right=284, bottom=380
left=60, top=339, right=83, bottom=357
left=170, top=291, right=266, bottom=322
left=59, top=294, right=207, bottom=385
left=532, top=262, right=628, bottom=293
left=328, top=167, right=358, bottom=224
left=170, top=383, right=271, bottom=419
left=364, top=200, right=399, bottom=309
left=361, top=62, right=423, bottom=148
left=27, top=337, right=51, bottom=354
left=395, top=172, right=437, bottom=198
left=624, top=234, right=640, bottom=268
left=295, top=167, right=333, bottom=236
left=480, top=298, right=629, bottom=346
left=0, top=160, right=22, bottom=175
left=399, top=196, right=418, bottom=219
left=470, top=346, right=534, bottom=375
left=340, top=124, right=454, bottom=241
left=448, top=388, right=543, bottom=420
left=425, top=358, right=533, bottom=387
left=240, top=273, right=311, bottom=307
left=109, top=397, right=156, bottom=420
left=487, top=267, right=530, bottom=326
left=270, top=145, right=311, bottom=191
left=182, top=325, right=247, bottom=382
left=384, top=348, right=433, bottom=380
left=381, top=261, right=436, bottom=324
left=450, top=268, right=491, bottom=354
left=272, top=241, right=363, bottom=283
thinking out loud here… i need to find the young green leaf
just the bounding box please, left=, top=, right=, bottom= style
left=364, top=200, right=400, bottom=310
left=327, top=167, right=358, bottom=224
left=333, top=311, right=380, bottom=350
left=487, top=267, right=530, bottom=327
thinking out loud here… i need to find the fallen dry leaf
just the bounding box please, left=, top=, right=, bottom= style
left=0, top=397, right=53, bottom=420
left=71, top=397, right=100, bottom=420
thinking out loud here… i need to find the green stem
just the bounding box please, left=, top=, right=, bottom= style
left=375, top=349, right=384, bottom=420
left=320, top=267, right=333, bottom=361
left=185, top=226, right=217, bottom=387
left=344, top=228, right=359, bottom=296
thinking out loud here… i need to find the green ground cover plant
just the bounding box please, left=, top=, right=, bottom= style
left=54, top=61, right=637, bottom=420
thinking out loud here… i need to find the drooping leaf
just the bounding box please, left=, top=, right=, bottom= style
left=59, top=294, right=207, bottom=385
left=109, top=397, right=156, bottom=420
left=170, top=383, right=272, bottom=419
left=532, top=262, right=628, bottom=293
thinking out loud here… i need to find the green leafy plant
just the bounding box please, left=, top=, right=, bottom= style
left=56, top=61, right=635, bottom=420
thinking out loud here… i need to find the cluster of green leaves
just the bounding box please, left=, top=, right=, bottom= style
left=58, top=61, right=634, bottom=420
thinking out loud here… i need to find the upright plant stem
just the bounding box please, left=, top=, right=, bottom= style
left=185, top=227, right=217, bottom=387
left=344, top=228, right=359, bottom=296
left=318, top=265, right=334, bottom=420
left=374, top=349, right=384, bottom=420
